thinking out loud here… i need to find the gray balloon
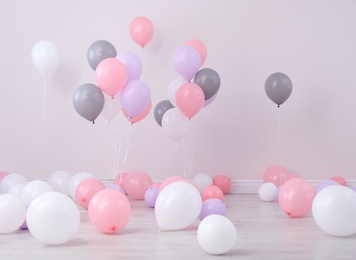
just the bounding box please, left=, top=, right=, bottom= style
left=154, top=100, right=174, bottom=127
left=194, top=68, right=221, bottom=100
left=87, top=40, right=117, bottom=71
left=73, top=83, right=104, bottom=123
left=265, top=72, right=293, bottom=107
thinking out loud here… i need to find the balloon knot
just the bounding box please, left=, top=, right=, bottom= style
left=277, top=105, right=280, bottom=108
left=111, top=96, right=114, bottom=99
left=92, top=121, right=95, bottom=124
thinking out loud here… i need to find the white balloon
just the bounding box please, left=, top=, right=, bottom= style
left=0, top=173, right=27, bottom=194
left=7, top=183, right=25, bottom=196
left=258, top=182, right=277, bottom=202
left=155, top=181, right=202, bottom=230
left=312, top=185, right=356, bottom=236
left=20, top=180, right=54, bottom=206
left=27, top=192, right=80, bottom=245
left=101, top=92, right=122, bottom=121
left=162, top=108, right=190, bottom=143
left=48, top=170, right=72, bottom=196
left=167, top=78, right=187, bottom=107
left=31, top=40, right=59, bottom=75
left=69, top=172, right=95, bottom=201
left=197, top=214, right=237, bottom=255
left=192, top=173, right=213, bottom=194
left=0, top=194, right=27, bottom=233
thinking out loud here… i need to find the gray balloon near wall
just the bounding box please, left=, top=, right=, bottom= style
left=194, top=68, right=221, bottom=100
left=73, top=83, right=105, bottom=123
left=264, top=72, right=293, bottom=107
left=154, top=100, right=174, bottom=127
left=87, top=40, right=117, bottom=71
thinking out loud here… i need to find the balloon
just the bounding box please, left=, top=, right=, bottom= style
left=199, top=198, right=227, bottom=221
left=202, top=185, right=224, bottom=201
left=192, top=173, right=213, bottom=194
left=123, top=100, right=151, bottom=124
left=7, top=183, right=25, bottom=196
left=26, top=192, right=80, bottom=245
left=75, top=178, right=105, bottom=210
left=113, top=172, right=128, bottom=193
left=116, top=52, right=142, bottom=81
left=73, top=83, right=104, bottom=123
left=155, top=181, right=202, bottom=230
left=184, top=39, right=207, bottom=66
left=120, top=79, right=151, bottom=118
left=31, top=40, right=59, bottom=75
left=172, top=46, right=201, bottom=80
left=0, top=171, right=9, bottom=182
left=278, top=178, right=315, bottom=217
left=161, top=108, right=190, bottom=143
left=88, top=189, right=131, bottom=233
left=204, top=94, right=217, bottom=107
left=0, top=194, right=27, bottom=233
left=282, top=173, right=301, bottom=184
left=48, top=170, right=72, bottom=196
left=101, top=92, right=122, bottom=121
left=167, top=78, right=187, bottom=107
left=258, top=182, right=277, bottom=202
left=96, top=58, right=127, bottom=97
left=263, top=165, right=289, bottom=187
left=212, top=175, right=231, bottom=194
left=159, top=175, right=186, bottom=191
left=144, top=186, right=160, bottom=208
left=313, top=185, right=356, bottom=236
left=124, top=171, right=153, bottom=200
left=68, top=172, right=95, bottom=201
left=0, top=173, right=27, bottom=194
left=194, top=68, right=220, bottom=100
left=129, top=16, right=154, bottom=48
left=87, top=40, right=117, bottom=71
left=20, top=180, right=54, bottom=206
left=265, top=72, right=293, bottom=107
left=176, top=82, right=205, bottom=119
left=106, top=184, right=125, bottom=194
left=315, top=180, right=339, bottom=193
left=154, top=100, right=174, bottom=127
left=331, top=176, right=347, bottom=186
left=197, top=214, right=237, bottom=255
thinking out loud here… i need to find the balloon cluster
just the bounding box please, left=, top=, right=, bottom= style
left=73, top=39, right=151, bottom=124
left=259, top=165, right=356, bottom=237
left=154, top=39, right=221, bottom=143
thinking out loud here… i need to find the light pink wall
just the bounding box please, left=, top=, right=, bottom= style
left=1, top=0, right=356, bottom=182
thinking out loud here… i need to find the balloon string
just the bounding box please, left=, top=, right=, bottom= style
left=175, top=142, right=185, bottom=177
left=278, top=107, right=283, bottom=185
left=122, top=122, right=133, bottom=169
left=41, top=75, right=47, bottom=176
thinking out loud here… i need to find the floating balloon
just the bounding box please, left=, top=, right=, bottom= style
left=96, top=58, right=127, bottom=97
left=154, top=100, right=174, bottom=127
left=101, top=92, right=122, bottom=121
left=265, top=72, right=293, bottom=107
left=73, top=83, right=104, bottom=123
left=31, top=40, right=59, bottom=75
left=258, top=182, right=277, bottom=202
left=116, top=52, right=143, bottom=81
left=184, top=39, right=207, bottom=66
left=129, top=16, right=154, bottom=48
left=161, top=108, right=190, bottom=143
left=167, top=78, right=187, bottom=107
left=176, top=82, right=205, bottom=119
left=0, top=194, right=27, bottom=233
left=87, top=40, right=117, bottom=71
left=123, top=100, right=151, bottom=124
left=172, top=46, right=200, bottom=81
left=194, top=68, right=220, bottom=100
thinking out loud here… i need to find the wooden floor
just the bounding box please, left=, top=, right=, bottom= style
left=1, top=194, right=356, bottom=259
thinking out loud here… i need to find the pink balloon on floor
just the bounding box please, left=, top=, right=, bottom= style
left=331, top=176, right=347, bottom=186
left=124, top=171, right=153, bottom=200
left=282, top=173, right=301, bottom=185
left=0, top=171, right=9, bottom=182
left=213, top=175, right=231, bottom=194
left=263, top=165, right=289, bottom=187
left=159, top=176, right=186, bottom=191
left=75, top=178, right=105, bottom=210
left=202, top=185, right=224, bottom=201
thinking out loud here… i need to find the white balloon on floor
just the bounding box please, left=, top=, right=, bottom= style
left=0, top=194, right=27, bottom=233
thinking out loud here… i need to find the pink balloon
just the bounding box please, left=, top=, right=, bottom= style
left=123, top=100, right=152, bottom=124
left=150, top=182, right=161, bottom=188
left=212, top=175, right=231, bottom=194
left=278, top=178, right=315, bottom=217
left=88, top=189, right=131, bottom=233
left=331, top=176, right=347, bottom=186
left=172, top=46, right=201, bottom=80
left=120, top=80, right=151, bottom=118
left=124, top=171, right=153, bottom=200
left=282, top=173, right=301, bottom=185
left=263, top=165, right=289, bottom=187
left=75, top=178, right=105, bottom=210
left=202, top=185, right=224, bottom=201
left=96, top=58, right=127, bottom=97
left=184, top=39, right=207, bottom=66
left=129, top=16, right=154, bottom=48
left=159, top=176, right=186, bottom=191
left=113, top=172, right=128, bottom=193
left=176, top=82, right=205, bottom=119
left=0, top=171, right=9, bottom=182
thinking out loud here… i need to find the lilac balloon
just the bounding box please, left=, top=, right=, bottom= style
left=116, top=52, right=142, bottom=82
left=144, top=187, right=159, bottom=208
left=20, top=219, right=28, bottom=230
left=172, top=46, right=201, bottom=81
left=199, top=198, right=227, bottom=221
left=316, top=180, right=340, bottom=193
left=106, top=184, right=125, bottom=194
left=120, top=79, right=151, bottom=118
left=204, top=94, right=217, bottom=107
left=275, top=185, right=282, bottom=201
